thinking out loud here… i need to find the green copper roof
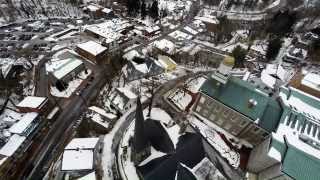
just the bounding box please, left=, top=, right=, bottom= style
left=282, top=144, right=320, bottom=180
left=200, top=76, right=282, bottom=132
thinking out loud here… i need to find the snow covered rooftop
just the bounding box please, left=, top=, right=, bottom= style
left=46, top=58, right=84, bottom=80
left=9, top=112, right=38, bottom=135
left=145, top=25, right=160, bottom=33
left=302, top=73, right=320, bottom=92
left=117, top=87, right=137, bottom=99
left=86, top=4, right=100, bottom=11
left=0, top=134, right=26, bottom=157
left=152, top=39, right=176, bottom=55
left=77, top=41, right=107, bottom=56
left=102, top=8, right=112, bottom=14
left=17, top=96, right=47, bottom=109
left=0, top=109, right=24, bottom=124
left=183, top=26, right=199, bottom=35
left=78, top=172, right=96, bottom=180
left=65, top=138, right=99, bottom=150
left=89, top=106, right=117, bottom=120
left=62, top=150, right=94, bottom=171
left=84, top=19, right=131, bottom=42
left=169, top=30, right=193, bottom=40
left=195, top=16, right=219, bottom=24
left=123, top=50, right=143, bottom=61
left=149, top=108, right=172, bottom=125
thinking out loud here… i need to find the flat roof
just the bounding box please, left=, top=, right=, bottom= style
left=46, top=58, right=84, bottom=80
left=0, top=134, right=26, bottom=157
left=9, top=112, right=38, bottom=135
left=62, top=150, right=93, bottom=171
left=77, top=41, right=107, bottom=56
left=17, top=96, right=47, bottom=109
left=302, top=73, right=320, bottom=92
left=65, top=138, right=99, bottom=150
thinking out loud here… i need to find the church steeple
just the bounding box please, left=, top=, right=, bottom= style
left=132, top=97, right=151, bottom=165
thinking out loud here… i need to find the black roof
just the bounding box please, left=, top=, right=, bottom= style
left=176, top=163, right=197, bottom=180
left=139, top=133, right=205, bottom=180
left=133, top=97, right=149, bottom=153
left=144, top=119, right=174, bottom=153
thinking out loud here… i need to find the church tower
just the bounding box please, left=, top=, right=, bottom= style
left=131, top=97, right=151, bottom=165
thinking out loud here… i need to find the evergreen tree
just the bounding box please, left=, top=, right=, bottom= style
left=266, top=37, right=283, bottom=61
left=141, top=0, right=147, bottom=19
left=149, top=0, right=159, bottom=19
left=232, top=45, right=247, bottom=68
left=126, top=0, right=140, bottom=17
left=267, top=10, right=296, bottom=36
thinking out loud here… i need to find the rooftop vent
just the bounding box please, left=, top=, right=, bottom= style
left=248, top=99, right=258, bottom=108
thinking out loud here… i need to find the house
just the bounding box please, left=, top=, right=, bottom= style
left=152, top=39, right=176, bottom=56
left=124, top=56, right=165, bottom=81
left=0, top=108, right=42, bottom=179
left=144, top=25, right=161, bottom=37
left=46, top=57, right=85, bottom=85
left=157, top=55, right=177, bottom=72
left=192, top=58, right=283, bottom=146
left=88, top=106, right=117, bottom=132
left=247, top=87, right=320, bottom=180
left=283, top=46, right=308, bottom=63
left=194, top=15, right=220, bottom=33
left=16, top=96, right=48, bottom=113
left=295, top=32, right=319, bottom=49
left=0, top=58, right=32, bottom=79
left=83, top=4, right=114, bottom=19
left=76, top=41, right=107, bottom=64
left=61, top=137, right=102, bottom=178
left=109, top=87, right=137, bottom=114
left=290, top=72, right=320, bottom=98
left=84, top=19, right=133, bottom=47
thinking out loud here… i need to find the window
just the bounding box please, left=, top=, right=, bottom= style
left=230, top=113, right=237, bottom=122
left=209, top=114, right=216, bottom=121
left=200, top=96, right=206, bottom=104
left=214, top=105, right=221, bottom=113
left=239, top=119, right=247, bottom=127
left=223, top=109, right=229, bottom=118
left=196, top=106, right=202, bottom=112
left=216, top=118, right=224, bottom=125
left=203, top=109, right=209, bottom=117
left=224, top=123, right=232, bottom=130
left=252, top=127, right=260, bottom=134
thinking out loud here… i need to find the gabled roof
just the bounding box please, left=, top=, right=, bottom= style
left=282, top=142, right=320, bottom=180
left=200, top=76, right=283, bottom=132
left=270, top=134, right=320, bottom=180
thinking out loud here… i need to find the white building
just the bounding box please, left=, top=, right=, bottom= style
left=46, top=57, right=85, bottom=84
left=109, top=87, right=137, bottom=114
left=61, top=137, right=102, bottom=178
left=16, top=96, right=48, bottom=113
